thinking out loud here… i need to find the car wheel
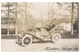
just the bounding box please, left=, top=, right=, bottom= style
left=22, top=35, right=32, bottom=47
left=52, top=33, right=61, bottom=43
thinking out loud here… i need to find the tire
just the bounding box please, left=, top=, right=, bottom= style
left=52, top=33, right=61, bottom=43
left=21, top=35, right=32, bottom=47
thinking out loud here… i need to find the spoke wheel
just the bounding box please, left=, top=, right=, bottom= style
left=52, top=33, right=61, bottom=43
left=22, top=35, right=32, bottom=47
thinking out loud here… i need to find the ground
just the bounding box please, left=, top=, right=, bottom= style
left=1, top=39, right=79, bottom=52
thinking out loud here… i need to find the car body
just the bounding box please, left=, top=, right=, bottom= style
left=16, top=24, right=63, bottom=47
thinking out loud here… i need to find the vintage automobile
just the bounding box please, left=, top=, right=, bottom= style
left=16, top=23, right=63, bottom=47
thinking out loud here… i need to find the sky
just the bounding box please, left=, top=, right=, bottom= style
left=1, top=2, right=71, bottom=22
left=27, top=2, right=71, bottom=20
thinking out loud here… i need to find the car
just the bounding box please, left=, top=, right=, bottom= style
left=16, top=23, right=63, bottom=47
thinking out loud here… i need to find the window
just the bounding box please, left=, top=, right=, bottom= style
left=1, top=28, right=7, bottom=34
left=9, top=28, right=15, bottom=34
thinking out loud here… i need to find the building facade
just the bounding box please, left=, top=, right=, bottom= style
left=1, top=2, right=17, bottom=35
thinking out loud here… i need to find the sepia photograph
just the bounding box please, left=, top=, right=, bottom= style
left=1, top=2, right=79, bottom=52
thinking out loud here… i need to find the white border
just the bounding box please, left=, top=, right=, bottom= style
left=0, top=0, right=80, bottom=53
left=0, top=0, right=80, bottom=2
